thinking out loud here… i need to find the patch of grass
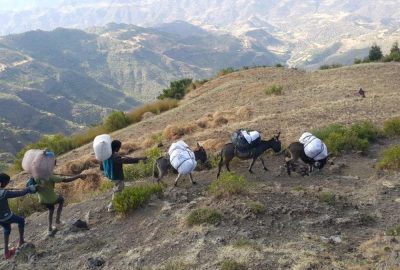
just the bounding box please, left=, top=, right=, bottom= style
left=124, top=147, right=162, bottom=180
left=220, top=260, right=247, bottom=270
left=98, top=180, right=114, bottom=193
left=386, top=224, right=400, bottom=236
left=186, top=208, right=222, bottom=226
left=292, top=186, right=306, bottom=192
left=233, top=239, right=261, bottom=251
left=275, top=63, right=284, bottom=68
left=207, top=153, right=220, bottom=169
left=383, top=118, right=400, bottom=137
left=313, top=121, right=380, bottom=155
left=319, top=191, right=336, bottom=205
left=376, top=146, right=400, bottom=171
left=359, top=213, right=377, bottom=226
left=127, top=99, right=178, bottom=123
left=9, top=195, right=45, bottom=217
left=264, top=84, right=283, bottom=96
left=217, top=67, right=236, bottom=77
left=159, top=261, right=192, bottom=270
left=112, top=184, right=163, bottom=215
left=319, top=64, right=342, bottom=70
left=246, top=201, right=265, bottom=215
left=209, top=172, right=247, bottom=198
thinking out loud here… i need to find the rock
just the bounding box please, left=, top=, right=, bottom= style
left=70, top=219, right=89, bottom=232
left=14, top=242, right=36, bottom=264
left=320, top=235, right=342, bottom=244
left=87, top=257, right=105, bottom=268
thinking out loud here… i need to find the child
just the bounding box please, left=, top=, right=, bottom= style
left=35, top=173, right=86, bottom=235
left=101, top=140, right=147, bottom=212
left=0, top=173, right=37, bottom=259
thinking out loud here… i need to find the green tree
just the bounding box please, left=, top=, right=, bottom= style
left=103, top=111, right=131, bottom=132
left=390, top=41, right=400, bottom=55
left=369, top=44, right=383, bottom=61
left=157, top=78, right=193, bottom=100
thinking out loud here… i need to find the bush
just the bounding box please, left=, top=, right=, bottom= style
left=275, top=63, right=284, bottom=68
left=112, top=184, right=163, bottom=215
left=157, top=78, right=193, bottom=100
left=246, top=201, right=265, bottom=215
left=220, top=260, right=247, bottom=270
left=319, top=64, right=342, bottom=70
left=208, top=172, right=247, bottom=198
left=217, top=67, right=236, bottom=77
left=9, top=195, right=45, bottom=217
left=387, top=224, right=400, bottom=236
left=383, top=118, right=400, bottom=137
left=103, top=111, right=131, bottom=132
left=186, top=208, right=222, bottom=226
left=319, top=191, right=336, bottom=205
left=313, top=121, right=379, bottom=155
left=264, top=84, right=283, bottom=96
left=124, top=147, right=162, bottom=180
left=127, top=99, right=178, bottom=123
left=354, top=58, right=362, bottom=64
left=376, top=146, right=400, bottom=171
left=369, top=44, right=383, bottom=61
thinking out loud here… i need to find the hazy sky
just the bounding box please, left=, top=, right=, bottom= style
left=0, top=0, right=61, bottom=11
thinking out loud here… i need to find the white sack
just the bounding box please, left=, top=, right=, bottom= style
left=93, top=134, right=112, bottom=161
left=299, top=132, right=328, bottom=160
left=22, top=149, right=55, bottom=180
left=169, top=141, right=197, bottom=175
left=249, top=131, right=260, bottom=141
left=240, top=130, right=252, bottom=144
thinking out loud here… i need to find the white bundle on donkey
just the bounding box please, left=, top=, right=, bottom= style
left=168, top=140, right=197, bottom=175
left=299, top=132, right=328, bottom=161
left=22, top=149, right=56, bottom=180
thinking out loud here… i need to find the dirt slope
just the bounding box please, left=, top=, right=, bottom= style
left=2, top=63, right=400, bottom=269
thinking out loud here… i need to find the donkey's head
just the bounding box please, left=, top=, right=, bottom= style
left=194, top=142, right=209, bottom=167
left=270, top=132, right=282, bottom=153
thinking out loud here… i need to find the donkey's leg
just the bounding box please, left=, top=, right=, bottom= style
left=174, top=174, right=182, bottom=187
left=189, top=173, right=197, bottom=185
left=248, top=158, right=257, bottom=174
left=259, top=157, right=268, bottom=171
left=286, top=161, right=292, bottom=176
left=217, top=154, right=224, bottom=178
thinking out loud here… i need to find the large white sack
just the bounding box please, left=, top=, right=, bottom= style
left=240, top=130, right=252, bottom=144
left=169, top=141, right=197, bottom=175
left=22, top=150, right=55, bottom=180
left=93, top=134, right=112, bottom=161
left=299, top=132, right=328, bottom=160
left=249, top=131, right=260, bottom=141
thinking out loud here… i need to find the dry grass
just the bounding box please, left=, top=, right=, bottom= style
left=236, top=106, right=253, bottom=120
left=119, top=141, right=141, bottom=155
left=163, top=123, right=198, bottom=140
left=58, top=155, right=100, bottom=175
left=127, top=99, right=178, bottom=123
left=202, top=139, right=225, bottom=153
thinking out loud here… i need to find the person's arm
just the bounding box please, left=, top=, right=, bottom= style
left=115, top=156, right=148, bottom=165
left=62, top=174, right=86, bottom=183
left=5, top=186, right=36, bottom=199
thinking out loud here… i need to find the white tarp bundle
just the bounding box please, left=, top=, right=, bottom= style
left=240, top=130, right=260, bottom=144
left=168, top=140, right=197, bottom=175
left=93, top=134, right=112, bottom=161
left=22, top=149, right=56, bottom=180
left=299, top=132, right=328, bottom=160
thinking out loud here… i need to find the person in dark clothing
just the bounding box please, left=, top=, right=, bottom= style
left=0, top=173, right=37, bottom=259
left=101, top=140, right=147, bottom=212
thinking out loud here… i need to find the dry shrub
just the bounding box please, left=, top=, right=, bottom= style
left=127, top=99, right=178, bottom=123
left=202, top=139, right=225, bottom=153
left=141, top=111, right=155, bottom=120
left=196, top=116, right=212, bottom=129
left=212, top=116, right=229, bottom=127
left=163, top=123, right=197, bottom=140
left=59, top=155, right=99, bottom=175
left=236, top=106, right=252, bottom=120
left=120, top=141, right=141, bottom=155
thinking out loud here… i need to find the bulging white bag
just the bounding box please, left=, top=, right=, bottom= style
left=169, top=141, right=197, bottom=175
left=299, top=132, right=328, bottom=160
left=22, top=149, right=56, bottom=180
left=93, top=134, right=112, bottom=161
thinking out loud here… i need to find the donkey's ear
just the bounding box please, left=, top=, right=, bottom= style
left=197, top=142, right=201, bottom=148
left=276, top=132, right=281, bottom=139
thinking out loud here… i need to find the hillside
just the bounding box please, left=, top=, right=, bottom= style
left=2, top=63, right=400, bottom=269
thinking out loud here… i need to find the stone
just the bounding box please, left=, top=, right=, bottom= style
left=87, top=257, right=105, bottom=268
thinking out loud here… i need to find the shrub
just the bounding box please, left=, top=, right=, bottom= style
left=383, top=118, right=400, bottom=137
left=103, top=111, right=131, bottom=132
left=208, top=172, right=247, bottom=198
left=354, top=58, right=362, bottom=64
left=220, top=260, right=247, bottom=270
left=233, top=239, right=261, bottom=251
left=350, top=121, right=381, bottom=142
left=124, top=147, right=162, bottom=180
left=187, top=208, right=222, bottom=226
left=112, top=184, right=163, bottom=215
left=319, top=191, right=336, bottom=205
left=157, top=78, right=193, bottom=100
left=264, top=84, right=283, bottom=96
left=207, top=154, right=221, bottom=169
left=127, top=99, right=178, bottom=123
left=98, top=180, right=114, bottom=193
left=275, top=63, right=284, bottom=68
left=387, top=224, right=400, bottom=236
left=9, top=195, right=45, bottom=217
left=376, top=146, right=400, bottom=171
left=319, top=64, right=342, bottom=70
left=369, top=44, right=383, bottom=61
left=217, top=67, right=235, bottom=77
left=246, top=201, right=265, bottom=215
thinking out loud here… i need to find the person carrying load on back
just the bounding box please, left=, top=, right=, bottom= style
left=0, top=173, right=37, bottom=259
left=22, top=149, right=87, bottom=236
left=299, top=132, right=328, bottom=171
left=231, top=129, right=261, bottom=151
left=100, top=140, right=147, bottom=212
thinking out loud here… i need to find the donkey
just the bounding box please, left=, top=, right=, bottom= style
left=217, top=133, right=281, bottom=178
left=284, top=142, right=327, bottom=176
left=153, top=143, right=209, bottom=186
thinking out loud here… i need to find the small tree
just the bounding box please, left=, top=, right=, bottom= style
left=157, top=78, right=193, bottom=100
left=390, top=41, right=400, bottom=55
left=104, top=111, right=131, bottom=132
left=369, top=44, right=383, bottom=61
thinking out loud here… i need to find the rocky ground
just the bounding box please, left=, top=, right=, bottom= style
left=1, top=137, right=400, bottom=269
